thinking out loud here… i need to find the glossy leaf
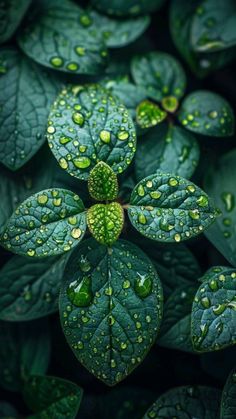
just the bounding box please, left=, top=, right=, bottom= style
left=59, top=238, right=163, bottom=385
left=204, top=149, right=236, bottom=267
left=135, top=123, right=200, bottom=181
left=91, top=0, right=165, bottom=16
left=47, top=84, right=136, bottom=180
left=143, top=386, right=221, bottom=418
left=0, top=47, right=60, bottom=170
left=23, top=375, right=83, bottom=418
left=136, top=100, right=167, bottom=128
left=0, top=320, right=50, bottom=392
left=179, top=90, right=234, bottom=137
left=87, top=203, right=124, bottom=245
left=131, top=51, right=186, bottom=101
left=88, top=161, right=118, bottom=201
left=191, top=266, right=236, bottom=352
left=0, top=0, right=31, bottom=44
left=0, top=253, right=69, bottom=321
left=221, top=368, right=236, bottom=419
left=18, top=0, right=108, bottom=75
left=128, top=173, right=218, bottom=243
left=1, top=188, right=86, bottom=258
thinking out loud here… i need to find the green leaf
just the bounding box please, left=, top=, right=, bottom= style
left=0, top=0, right=31, bottom=44
left=131, top=51, right=186, bottom=101
left=191, top=0, right=236, bottom=53
left=88, top=161, right=118, bottom=201
left=18, top=0, right=108, bottom=75
left=47, top=84, right=136, bottom=180
left=204, top=149, right=236, bottom=267
left=59, top=238, right=163, bottom=385
left=23, top=375, right=83, bottom=419
left=87, top=202, right=124, bottom=245
left=1, top=188, right=86, bottom=258
left=143, top=386, right=221, bottom=418
left=128, top=173, right=218, bottom=243
left=191, top=266, right=236, bottom=352
left=221, top=368, right=236, bottom=419
left=0, top=253, right=69, bottom=321
left=0, top=47, right=60, bottom=170
left=0, top=402, right=18, bottom=418
left=136, top=100, right=167, bottom=129
left=135, top=123, right=200, bottom=181
left=0, top=319, right=50, bottom=392
left=91, top=0, right=165, bottom=16
left=179, top=90, right=234, bottom=136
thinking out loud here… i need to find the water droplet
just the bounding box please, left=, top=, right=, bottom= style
left=213, top=303, right=226, bottom=315
left=134, top=272, right=152, bottom=298
left=72, top=112, right=84, bottom=126
left=71, top=228, right=82, bottom=239
left=105, top=286, right=113, bottom=296
left=117, top=131, right=129, bottom=141
left=189, top=209, right=200, bottom=220
left=174, top=233, right=181, bottom=242
left=75, top=46, right=86, bottom=56
left=80, top=14, right=92, bottom=27
left=150, top=191, right=161, bottom=199
left=221, top=192, right=235, bottom=212
left=138, top=214, right=147, bottom=224
left=79, top=255, right=91, bottom=272
left=122, top=280, right=130, bottom=289
left=27, top=249, right=35, bottom=257
left=168, top=177, right=178, bottom=187
left=197, top=195, right=209, bottom=207
left=137, top=184, right=145, bottom=197
left=187, top=185, right=196, bottom=193
left=37, top=194, right=48, bottom=205
left=209, top=279, right=218, bottom=291
left=201, top=296, right=211, bottom=308
left=208, top=110, right=218, bottom=119
left=59, top=136, right=71, bottom=145
left=50, top=56, right=64, bottom=67
left=99, top=130, right=111, bottom=143
left=67, top=62, right=79, bottom=71
left=73, top=157, right=91, bottom=169
left=67, top=276, right=92, bottom=307
left=59, top=158, right=68, bottom=170
left=47, top=126, right=55, bottom=134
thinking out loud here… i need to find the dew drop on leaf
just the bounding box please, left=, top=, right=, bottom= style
left=67, top=276, right=92, bottom=307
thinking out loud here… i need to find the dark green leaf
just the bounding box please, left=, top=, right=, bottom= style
left=131, top=51, right=186, bottom=101
left=0, top=402, right=18, bottom=418
left=0, top=47, right=60, bottom=170
left=128, top=173, right=218, bottom=243
left=87, top=202, right=124, bottom=245
left=0, top=253, right=69, bottom=321
left=221, top=368, right=236, bottom=419
left=179, top=90, right=234, bottom=136
left=47, top=84, right=136, bottom=180
left=136, top=100, right=167, bottom=128
left=204, top=149, right=236, bottom=267
left=135, top=123, right=200, bottom=181
left=191, top=266, right=236, bottom=352
left=59, top=238, right=163, bottom=385
left=23, top=375, right=83, bottom=419
left=18, top=0, right=108, bottom=75
left=91, top=0, right=165, bottom=16
left=0, top=320, right=50, bottom=392
left=88, top=161, right=118, bottom=201
left=1, top=188, right=86, bottom=257
left=143, top=386, right=221, bottom=418
left=0, top=0, right=31, bottom=44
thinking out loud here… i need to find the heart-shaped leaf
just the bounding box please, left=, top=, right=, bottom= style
left=88, top=161, right=118, bottom=201
left=23, top=375, right=83, bottom=418
left=135, top=123, right=200, bottom=181
left=59, top=238, right=163, bottom=385
left=136, top=100, right=167, bottom=128
left=0, top=47, right=60, bottom=170
left=0, top=0, right=31, bottom=44
left=220, top=368, right=236, bottom=419
left=1, top=188, right=86, bottom=257
left=179, top=90, right=234, bottom=136
left=128, top=173, right=218, bottom=243
left=18, top=0, right=108, bottom=75
left=91, top=0, right=165, bottom=16
left=191, top=266, right=236, bottom=352
left=131, top=51, right=186, bottom=101
left=47, top=84, right=136, bottom=180
left=87, top=202, right=124, bottom=245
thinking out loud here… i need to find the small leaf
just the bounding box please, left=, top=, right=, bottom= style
left=220, top=368, right=236, bottom=419
left=91, top=0, right=165, bottom=16
left=128, top=173, right=218, bottom=243
left=87, top=202, right=124, bottom=245
left=18, top=0, right=108, bottom=75
left=23, top=375, right=83, bottom=418
left=0, top=0, right=31, bottom=44
left=143, top=386, right=221, bottom=418
left=1, top=188, right=86, bottom=257
left=135, top=123, right=200, bottom=181
left=59, top=238, right=163, bottom=385
left=136, top=100, right=167, bottom=128
left=88, top=161, right=118, bottom=201
left=191, top=266, right=236, bottom=352
left=179, top=90, right=234, bottom=136
left=131, top=51, right=186, bottom=101
left=47, top=84, right=136, bottom=180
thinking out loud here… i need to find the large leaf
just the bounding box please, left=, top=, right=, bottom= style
left=47, top=84, right=136, bottom=180
left=0, top=319, right=50, bottom=392
left=0, top=0, right=31, bottom=44
left=59, top=238, right=163, bottom=385
left=204, top=149, right=236, bottom=267
left=143, top=386, right=221, bottom=418
left=0, top=47, right=60, bottom=170
left=91, top=0, right=165, bottom=16
left=18, top=0, right=108, bottom=75
left=221, top=368, right=236, bottom=419
left=0, top=253, right=69, bottom=321
left=131, top=51, right=186, bottom=101
left=135, top=123, right=200, bottom=181
left=1, top=188, right=86, bottom=257
left=128, top=173, right=218, bottom=243
left=87, top=202, right=124, bottom=245
left=191, top=266, right=236, bottom=352
left=23, top=375, right=83, bottom=419
left=88, top=161, right=118, bottom=201
left=179, top=90, right=234, bottom=137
